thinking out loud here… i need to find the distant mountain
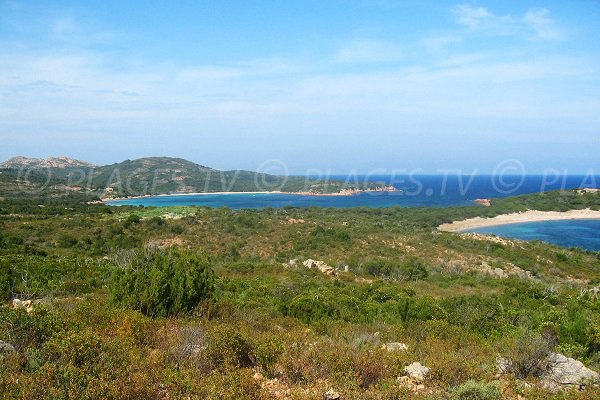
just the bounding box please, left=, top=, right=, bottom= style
left=0, top=156, right=96, bottom=169
left=1, top=156, right=386, bottom=198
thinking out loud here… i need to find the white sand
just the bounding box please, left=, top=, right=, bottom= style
left=438, top=208, right=600, bottom=233
left=103, top=191, right=284, bottom=201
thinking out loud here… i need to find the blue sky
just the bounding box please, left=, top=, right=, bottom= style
left=1, top=0, right=599, bottom=173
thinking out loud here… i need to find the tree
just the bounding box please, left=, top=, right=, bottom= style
left=110, top=248, right=215, bottom=317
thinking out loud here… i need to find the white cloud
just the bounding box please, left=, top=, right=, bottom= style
left=453, top=4, right=495, bottom=30
left=524, top=8, right=565, bottom=41
left=0, top=2, right=594, bottom=171
left=453, top=4, right=565, bottom=41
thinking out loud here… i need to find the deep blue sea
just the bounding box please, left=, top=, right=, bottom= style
left=468, top=220, right=600, bottom=251
left=107, top=174, right=599, bottom=209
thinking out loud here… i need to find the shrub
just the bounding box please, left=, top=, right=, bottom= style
left=110, top=248, right=215, bottom=317
left=205, top=324, right=253, bottom=369
left=0, top=306, right=66, bottom=351
left=43, top=329, right=103, bottom=367
left=354, top=351, right=386, bottom=388
left=285, top=291, right=332, bottom=323
left=57, top=233, right=78, bottom=248
left=147, top=216, right=164, bottom=228
left=500, top=330, right=554, bottom=378
left=166, top=324, right=206, bottom=369
left=199, top=368, right=266, bottom=400
left=170, top=224, right=185, bottom=234
left=450, top=380, right=502, bottom=400
left=361, top=257, right=428, bottom=281
left=123, top=213, right=141, bottom=228
left=0, top=261, right=14, bottom=300
left=253, top=333, right=284, bottom=378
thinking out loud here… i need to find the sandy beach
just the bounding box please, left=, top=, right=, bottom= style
left=103, top=191, right=284, bottom=202
left=102, top=188, right=400, bottom=202
left=438, top=208, right=600, bottom=233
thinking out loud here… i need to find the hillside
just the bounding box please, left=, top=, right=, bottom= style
left=0, top=190, right=598, bottom=398
left=0, top=156, right=95, bottom=169
left=0, top=156, right=384, bottom=198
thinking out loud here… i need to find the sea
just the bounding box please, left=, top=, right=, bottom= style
left=107, top=174, right=599, bottom=209
left=468, top=220, right=600, bottom=251
left=107, top=174, right=600, bottom=251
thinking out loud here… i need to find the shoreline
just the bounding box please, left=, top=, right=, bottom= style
left=438, top=208, right=600, bottom=233
left=103, top=191, right=284, bottom=202
left=103, top=188, right=400, bottom=202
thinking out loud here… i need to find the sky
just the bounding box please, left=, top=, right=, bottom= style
left=1, top=0, right=599, bottom=174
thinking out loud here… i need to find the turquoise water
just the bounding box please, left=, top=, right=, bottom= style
left=468, top=220, right=600, bottom=251
left=106, top=191, right=474, bottom=209
left=106, top=174, right=599, bottom=209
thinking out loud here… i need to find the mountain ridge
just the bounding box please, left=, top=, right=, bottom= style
left=0, top=155, right=388, bottom=198
left=0, top=156, right=96, bottom=169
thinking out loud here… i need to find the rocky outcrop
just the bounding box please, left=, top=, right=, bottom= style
left=397, top=376, right=426, bottom=392
left=382, top=342, right=408, bottom=352
left=302, top=259, right=336, bottom=276
left=323, top=389, right=341, bottom=400
left=461, top=232, right=521, bottom=247
left=497, top=352, right=599, bottom=390
left=12, top=298, right=34, bottom=313
left=0, top=340, right=15, bottom=354
left=404, top=362, right=430, bottom=382
left=542, top=353, right=599, bottom=389
left=474, top=198, right=492, bottom=207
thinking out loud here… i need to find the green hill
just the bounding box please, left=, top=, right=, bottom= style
left=0, top=156, right=385, bottom=198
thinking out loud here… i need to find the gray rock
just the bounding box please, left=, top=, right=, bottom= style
left=404, top=362, right=430, bottom=381
left=323, top=389, right=341, bottom=400
left=496, top=355, right=510, bottom=374
left=542, top=352, right=599, bottom=388
left=382, top=342, right=408, bottom=352
left=303, top=259, right=336, bottom=275
left=0, top=340, right=15, bottom=354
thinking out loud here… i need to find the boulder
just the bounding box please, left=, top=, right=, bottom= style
left=397, top=376, right=426, bottom=392
left=303, top=259, right=336, bottom=276
left=323, top=389, right=341, bottom=400
left=282, top=258, right=298, bottom=268
left=404, top=362, right=430, bottom=382
left=12, top=298, right=34, bottom=313
left=382, top=342, right=408, bottom=352
left=496, top=355, right=510, bottom=374
left=542, top=352, right=599, bottom=388
left=0, top=340, right=15, bottom=354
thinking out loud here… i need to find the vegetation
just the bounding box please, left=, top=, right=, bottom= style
left=110, top=248, right=215, bottom=317
left=0, top=156, right=390, bottom=197
left=0, top=190, right=599, bottom=398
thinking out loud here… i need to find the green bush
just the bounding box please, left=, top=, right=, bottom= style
left=361, top=257, right=428, bottom=281
left=123, top=213, right=141, bottom=228
left=500, top=330, right=554, bottom=378
left=253, top=333, right=284, bottom=377
left=43, top=329, right=103, bottom=367
left=0, top=261, right=14, bottom=300
left=205, top=324, right=253, bottom=369
left=57, top=233, right=78, bottom=248
left=0, top=306, right=66, bottom=351
left=450, top=380, right=501, bottom=400
left=110, top=248, right=215, bottom=317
